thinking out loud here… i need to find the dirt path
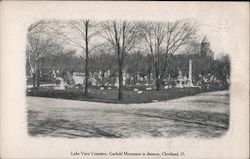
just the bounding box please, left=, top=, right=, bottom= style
left=27, top=90, right=229, bottom=138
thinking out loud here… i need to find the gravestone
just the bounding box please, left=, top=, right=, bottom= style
left=137, top=90, right=143, bottom=94
left=176, top=70, right=184, bottom=88
left=98, top=71, right=102, bottom=79
left=133, top=88, right=138, bottom=92
left=52, top=70, right=56, bottom=78
left=123, top=75, right=126, bottom=85
left=107, top=70, right=111, bottom=76
left=164, top=85, right=169, bottom=89
left=54, top=77, right=65, bottom=90
left=115, top=78, right=119, bottom=87
left=90, top=78, right=97, bottom=86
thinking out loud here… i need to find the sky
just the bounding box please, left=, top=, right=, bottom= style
left=26, top=2, right=236, bottom=59
left=197, top=19, right=233, bottom=58
left=56, top=19, right=233, bottom=59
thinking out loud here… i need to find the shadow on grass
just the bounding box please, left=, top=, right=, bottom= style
left=27, top=108, right=229, bottom=138
left=28, top=115, right=124, bottom=138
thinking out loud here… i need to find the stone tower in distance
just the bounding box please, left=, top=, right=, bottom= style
left=200, top=36, right=214, bottom=59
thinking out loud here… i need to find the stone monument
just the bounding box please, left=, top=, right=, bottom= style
left=54, top=77, right=65, bottom=90
left=176, top=69, right=184, bottom=88
left=187, top=59, right=194, bottom=87
left=115, top=77, right=119, bottom=87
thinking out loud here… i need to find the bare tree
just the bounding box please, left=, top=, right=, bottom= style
left=100, top=21, right=138, bottom=100
left=54, top=19, right=100, bottom=96
left=26, top=21, right=62, bottom=89
left=141, top=20, right=196, bottom=90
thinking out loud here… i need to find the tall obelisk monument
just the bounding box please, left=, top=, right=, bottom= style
left=187, top=59, right=194, bottom=87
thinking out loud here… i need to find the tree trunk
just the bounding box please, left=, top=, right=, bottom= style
left=133, top=73, right=137, bottom=85
left=85, top=53, right=89, bottom=96
left=155, top=78, right=161, bottom=91
left=32, top=73, right=36, bottom=89
left=154, top=62, right=161, bottom=91
left=37, top=68, right=41, bottom=88
left=118, top=62, right=123, bottom=100
left=148, top=72, right=151, bottom=84
left=84, top=21, right=89, bottom=97
left=33, top=61, right=38, bottom=89
left=101, top=70, right=105, bottom=87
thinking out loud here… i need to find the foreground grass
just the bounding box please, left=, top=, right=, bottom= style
left=27, top=87, right=209, bottom=104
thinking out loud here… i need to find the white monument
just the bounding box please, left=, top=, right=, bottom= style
left=133, top=88, right=138, bottom=92
left=176, top=70, right=184, bottom=88
left=137, top=90, right=143, bottom=94
left=107, top=70, right=111, bottom=76
left=187, top=59, right=194, bottom=87
left=91, top=78, right=97, bottom=86
left=52, top=70, right=56, bottom=78
left=54, top=77, right=65, bottom=90
left=122, top=75, right=126, bottom=85
left=98, top=71, right=102, bottom=79
left=115, top=77, right=119, bottom=87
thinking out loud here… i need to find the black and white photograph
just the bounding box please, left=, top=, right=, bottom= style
left=0, top=2, right=249, bottom=159
left=26, top=18, right=230, bottom=138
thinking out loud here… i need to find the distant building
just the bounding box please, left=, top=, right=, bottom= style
left=200, top=36, right=214, bottom=59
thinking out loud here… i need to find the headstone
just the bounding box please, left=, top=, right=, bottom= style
left=183, top=75, right=188, bottom=81
left=176, top=69, right=183, bottom=88
left=115, top=78, right=119, bottom=87
left=123, top=75, right=126, bottom=85
left=100, top=87, right=104, bottom=90
left=91, top=78, right=97, bottom=86
left=107, top=70, right=111, bottom=76
left=150, top=73, right=153, bottom=80
left=164, top=85, right=169, bottom=89
left=133, top=88, right=138, bottom=92
left=72, top=73, right=84, bottom=85
left=107, top=87, right=112, bottom=90
left=104, top=71, right=108, bottom=78
left=54, top=77, right=65, bottom=90
left=98, top=71, right=102, bottom=79
left=146, top=87, right=152, bottom=91
left=52, top=70, right=56, bottom=78
left=137, top=91, right=143, bottom=94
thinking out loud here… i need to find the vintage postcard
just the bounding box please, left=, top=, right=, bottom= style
left=0, top=1, right=249, bottom=159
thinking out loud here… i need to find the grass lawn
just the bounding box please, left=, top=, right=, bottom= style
left=26, top=86, right=217, bottom=104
